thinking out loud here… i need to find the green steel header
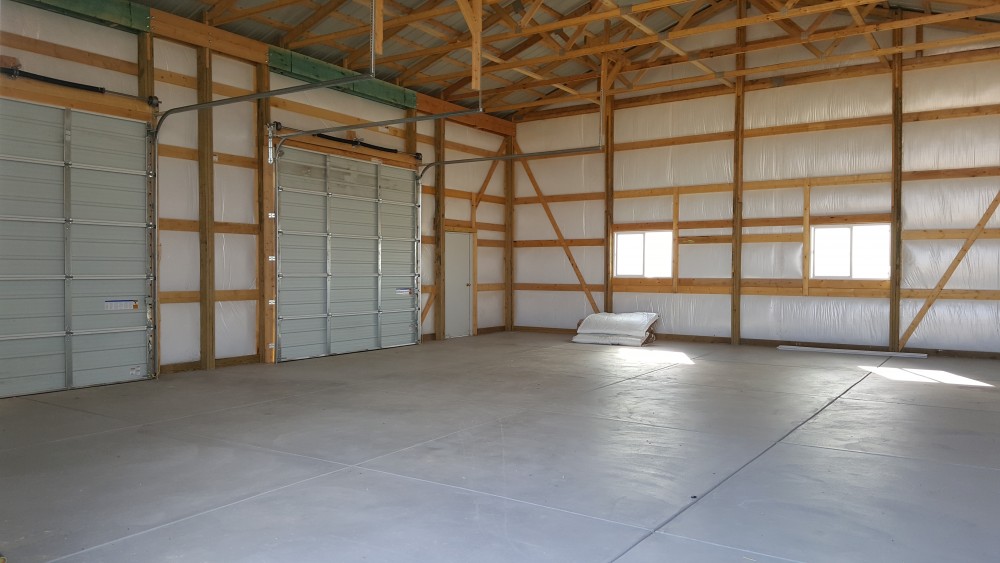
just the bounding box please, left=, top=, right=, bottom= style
left=269, top=47, right=417, bottom=110
left=12, top=0, right=150, bottom=32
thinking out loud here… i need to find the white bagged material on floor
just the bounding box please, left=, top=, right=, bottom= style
left=572, top=333, right=654, bottom=347
left=576, top=312, right=659, bottom=338
left=573, top=312, right=659, bottom=346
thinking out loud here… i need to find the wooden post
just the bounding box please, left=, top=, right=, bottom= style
left=257, top=63, right=276, bottom=363
left=504, top=136, right=515, bottom=331
left=889, top=18, right=904, bottom=351
left=433, top=118, right=446, bottom=339
left=603, top=63, right=615, bottom=313
left=802, top=184, right=811, bottom=296
left=196, top=47, right=216, bottom=369
left=137, top=32, right=154, bottom=101
left=731, top=0, right=746, bottom=345
left=404, top=108, right=418, bottom=155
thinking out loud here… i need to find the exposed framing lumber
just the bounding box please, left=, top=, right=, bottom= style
left=504, top=136, right=515, bottom=330
left=889, top=19, right=904, bottom=351
left=515, top=140, right=600, bottom=314
left=899, top=188, right=1000, bottom=348
left=454, top=0, right=482, bottom=90
left=257, top=63, right=276, bottom=364
left=731, top=0, right=746, bottom=345
left=196, top=47, right=215, bottom=370
left=603, top=62, right=615, bottom=313
left=433, top=118, right=446, bottom=339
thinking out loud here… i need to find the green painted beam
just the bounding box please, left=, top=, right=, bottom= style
left=269, top=47, right=416, bottom=110
left=11, top=0, right=150, bottom=32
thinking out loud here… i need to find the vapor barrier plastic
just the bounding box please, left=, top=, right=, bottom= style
left=920, top=27, right=1000, bottom=58
left=516, top=113, right=601, bottom=152
left=212, top=100, right=256, bottom=157
left=902, top=240, right=1000, bottom=290
left=515, top=154, right=603, bottom=196
left=478, top=247, right=504, bottom=284
left=215, top=234, right=257, bottom=291
left=901, top=299, right=1000, bottom=353
left=515, top=247, right=603, bottom=285
left=903, top=117, right=1000, bottom=171
left=158, top=231, right=199, bottom=291
left=811, top=184, right=891, bottom=215
left=742, top=243, right=802, bottom=279
left=615, top=95, right=734, bottom=143
left=616, top=140, right=733, bottom=190
left=743, top=188, right=803, bottom=219
left=216, top=301, right=257, bottom=359
left=478, top=292, right=504, bottom=329
left=0, top=1, right=137, bottom=61
left=214, top=164, right=256, bottom=224
left=904, top=60, right=1000, bottom=113
left=154, top=38, right=196, bottom=76
left=213, top=54, right=254, bottom=90
left=744, top=125, right=891, bottom=181
left=159, top=302, right=199, bottom=364
left=615, top=196, right=672, bottom=224
left=678, top=244, right=731, bottom=278
left=155, top=82, right=198, bottom=149
left=745, top=74, right=889, bottom=129
left=516, top=291, right=603, bottom=330
left=679, top=192, right=733, bottom=221
left=157, top=157, right=198, bottom=220
left=577, top=312, right=659, bottom=339
left=902, top=178, right=1000, bottom=229
left=614, top=293, right=730, bottom=338
left=514, top=202, right=604, bottom=240
left=476, top=202, right=505, bottom=226
left=741, top=296, right=889, bottom=346
left=446, top=197, right=472, bottom=222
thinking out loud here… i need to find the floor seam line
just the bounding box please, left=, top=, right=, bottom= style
left=776, top=441, right=1000, bottom=473
left=606, top=364, right=882, bottom=563
left=46, top=465, right=351, bottom=563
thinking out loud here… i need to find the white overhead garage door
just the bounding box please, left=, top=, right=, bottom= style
left=0, top=99, right=154, bottom=398
left=275, top=147, right=421, bottom=361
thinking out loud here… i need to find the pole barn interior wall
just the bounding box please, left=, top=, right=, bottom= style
left=2, top=0, right=999, bottom=367
left=510, top=6, right=1000, bottom=355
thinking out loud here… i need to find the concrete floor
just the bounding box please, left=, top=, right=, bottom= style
left=2, top=333, right=999, bottom=562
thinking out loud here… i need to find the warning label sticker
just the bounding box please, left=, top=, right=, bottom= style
left=105, top=299, right=139, bottom=311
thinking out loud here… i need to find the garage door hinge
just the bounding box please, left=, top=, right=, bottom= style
left=268, top=299, right=276, bottom=305
left=268, top=256, right=276, bottom=262
left=268, top=212, right=276, bottom=219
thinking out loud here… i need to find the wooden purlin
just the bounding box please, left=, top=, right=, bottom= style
left=899, top=188, right=1000, bottom=349
left=514, top=141, right=601, bottom=314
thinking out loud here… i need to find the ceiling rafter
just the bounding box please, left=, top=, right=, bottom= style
left=280, top=0, right=350, bottom=46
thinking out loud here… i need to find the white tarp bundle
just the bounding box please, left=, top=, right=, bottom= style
left=572, top=312, right=659, bottom=346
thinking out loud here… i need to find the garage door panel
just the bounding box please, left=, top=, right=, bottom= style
left=279, top=191, right=327, bottom=231
left=0, top=99, right=64, bottom=162
left=72, top=279, right=148, bottom=332
left=330, top=313, right=378, bottom=354
left=0, top=280, right=64, bottom=336
left=70, top=112, right=147, bottom=172
left=330, top=280, right=377, bottom=314
left=278, top=234, right=327, bottom=275
left=0, top=161, right=63, bottom=218
left=277, top=149, right=419, bottom=360
left=72, top=330, right=149, bottom=387
left=278, top=276, right=326, bottom=317
left=71, top=169, right=147, bottom=224
left=71, top=224, right=148, bottom=276
left=0, top=220, right=64, bottom=276
left=279, top=317, right=327, bottom=360
left=0, top=338, right=66, bottom=396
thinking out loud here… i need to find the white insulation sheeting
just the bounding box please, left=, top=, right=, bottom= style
left=216, top=301, right=257, bottom=358
left=742, top=296, right=890, bottom=346
left=159, top=303, right=200, bottom=364
left=614, top=293, right=731, bottom=338
left=0, top=1, right=138, bottom=95
left=901, top=299, right=1000, bottom=353
left=516, top=291, right=603, bottom=330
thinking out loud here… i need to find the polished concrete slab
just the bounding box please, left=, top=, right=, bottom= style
left=1, top=331, right=998, bottom=562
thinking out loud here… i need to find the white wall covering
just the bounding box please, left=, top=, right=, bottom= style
left=216, top=301, right=257, bottom=358
left=158, top=157, right=198, bottom=220
left=746, top=75, right=890, bottom=128
left=742, top=296, right=889, bottom=346
left=744, top=126, right=891, bottom=181
left=614, top=294, right=731, bottom=337
left=517, top=291, right=603, bottom=330
left=901, top=299, right=1000, bottom=353
left=158, top=231, right=199, bottom=291
left=160, top=303, right=200, bottom=364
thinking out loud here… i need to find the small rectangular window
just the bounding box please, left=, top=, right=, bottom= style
left=615, top=231, right=673, bottom=278
left=811, top=224, right=890, bottom=279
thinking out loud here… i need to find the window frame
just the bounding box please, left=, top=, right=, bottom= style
left=810, top=223, right=891, bottom=281
left=614, top=230, right=674, bottom=279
